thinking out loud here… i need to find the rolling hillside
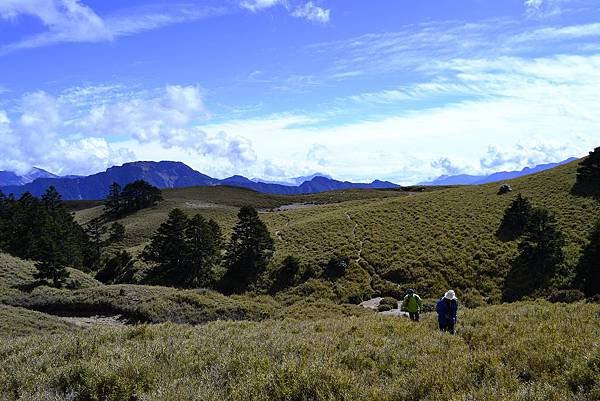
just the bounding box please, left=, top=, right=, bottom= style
left=76, top=159, right=599, bottom=303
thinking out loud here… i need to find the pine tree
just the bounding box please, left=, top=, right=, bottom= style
left=575, top=221, right=600, bottom=297
left=85, top=217, right=106, bottom=264
left=221, top=206, right=274, bottom=294
left=142, top=208, right=189, bottom=281
left=576, top=147, right=600, bottom=186
left=184, top=215, right=222, bottom=287
left=33, top=233, right=70, bottom=287
left=105, top=182, right=122, bottom=216
left=497, top=194, right=533, bottom=240
left=504, top=207, right=565, bottom=300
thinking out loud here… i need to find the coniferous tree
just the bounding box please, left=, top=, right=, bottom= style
left=504, top=207, right=565, bottom=300
left=575, top=221, right=600, bottom=297
left=184, top=214, right=222, bottom=287
left=497, top=194, right=532, bottom=240
left=142, top=208, right=189, bottom=277
left=0, top=187, right=93, bottom=275
left=576, top=147, right=600, bottom=186
left=221, top=206, right=274, bottom=294
left=105, top=182, right=122, bottom=216
left=85, top=217, right=106, bottom=264
left=121, top=180, right=162, bottom=214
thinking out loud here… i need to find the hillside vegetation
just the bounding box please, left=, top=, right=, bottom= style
left=75, top=160, right=599, bottom=303
left=1, top=302, right=598, bottom=400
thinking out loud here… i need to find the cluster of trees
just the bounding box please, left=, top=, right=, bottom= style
left=500, top=194, right=599, bottom=300
left=105, top=180, right=162, bottom=217
left=574, top=147, right=600, bottom=197
left=0, top=187, right=95, bottom=287
left=141, top=209, right=223, bottom=288
left=140, top=206, right=276, bottom=293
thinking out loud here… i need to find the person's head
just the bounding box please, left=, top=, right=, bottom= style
left=408, top=288, right=415, bottom=295
left=444, top=290, right=457, bottom=301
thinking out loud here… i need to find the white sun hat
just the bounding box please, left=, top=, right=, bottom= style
left=444, top=290, right=457, bottom=300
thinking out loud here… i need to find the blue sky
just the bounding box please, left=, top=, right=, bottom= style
left=0, top=0, right=599, bottom=184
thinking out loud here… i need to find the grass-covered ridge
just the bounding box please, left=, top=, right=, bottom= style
left=76, top=160, right=600, bottom=303
left=1, top=302, right=598, bottom=400
left=0, top=304, right=77, bottom=337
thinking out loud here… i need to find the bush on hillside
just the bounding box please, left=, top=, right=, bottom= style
left=322, top=255, right=350, bottom=280
left=96, top=251, right=135, bottom=284
left=377, top=297, right=398, bottom=312
left=270, top=255, right=301, bottom=294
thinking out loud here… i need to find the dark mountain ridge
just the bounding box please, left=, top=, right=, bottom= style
left=0, top=161, right=400, bottom=200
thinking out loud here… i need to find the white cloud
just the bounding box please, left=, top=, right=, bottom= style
left=240, top=0, right=284, bottom=12
left=0, top=85, right=260, bottom=176
left=0, top=1, right=224, bottom=53
left=291, top=2, right=330, bottom=24
left=0, top=90, right=134, bottom=175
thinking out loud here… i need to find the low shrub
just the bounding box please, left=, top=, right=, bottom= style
left=377, top=296, right=398, bottom=312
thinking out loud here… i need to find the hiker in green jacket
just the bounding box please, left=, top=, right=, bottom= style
left=402, top=289, right=423, bottom=321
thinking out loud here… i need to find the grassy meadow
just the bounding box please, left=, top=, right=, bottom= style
left=74, top=160, right=600, bottom=304
left=0, top=302, right=599, bottom=401
left=1, top=159, right=599, bottom=400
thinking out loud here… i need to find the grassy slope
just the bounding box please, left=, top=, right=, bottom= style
left=0, top=254, right=367, bottom=325
left=0, top=304, right=77, bottom=337
left=0, top=302, right=598, bottom=400
left=0, top=253, right=102, bottom=294
left=75, top=186, right=409, bottom=254
left=77, top=160, right=599, bottom=302
left=272, top=160, right=600, bottom=301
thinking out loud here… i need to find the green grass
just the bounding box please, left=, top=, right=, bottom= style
left=1, top=282, right=369, bottom=325
left=0, top=301, right=598, bottom=400
left=0, top=253, right=101, bottom=293
left=271, top=161, right=600, bottom=301
left=0, top=304, right=77, bottom=337
left=73, top=160, right=600, bottom=303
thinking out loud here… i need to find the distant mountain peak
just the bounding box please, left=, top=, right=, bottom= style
left=420, top=158, right=577, bottom=186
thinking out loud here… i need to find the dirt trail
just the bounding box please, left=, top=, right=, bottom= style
left=345, top=211, right=365, bottom=263
left=58, top=315, right=128, bottom=328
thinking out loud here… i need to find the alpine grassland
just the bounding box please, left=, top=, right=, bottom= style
left=0, top=302, right=599, bottom=400
left=1, top=158, right=599, bottom=400
left=74, top=159, right=600, bottom=304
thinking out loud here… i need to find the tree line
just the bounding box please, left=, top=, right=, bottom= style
left=0, top=187, right=95, bottom=286
left=0, top=180, right=162, bottom=287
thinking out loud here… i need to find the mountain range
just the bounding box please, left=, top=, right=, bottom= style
left=0, top=161, right=399, bottom=200
left=0, top=168, right=57, bottom=187
left=419, top=158, right=578, bottom=186
left=0, top=158, right=577, bottom=200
